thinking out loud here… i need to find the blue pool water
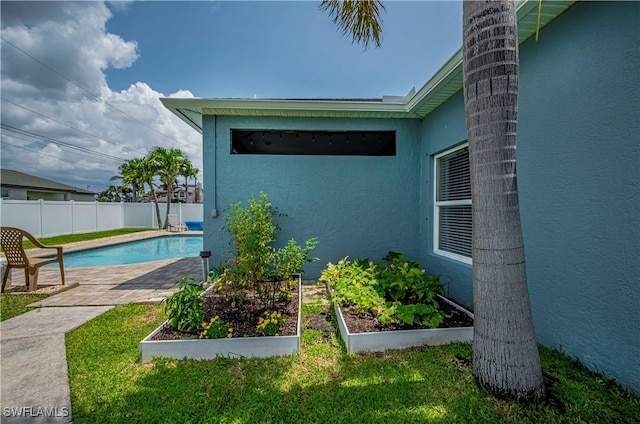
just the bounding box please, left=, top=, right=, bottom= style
left=56, top=235, right=203, bottom=267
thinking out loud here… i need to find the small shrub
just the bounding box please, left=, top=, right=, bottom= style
left=221, top=192, right=318, bottom=308
left=224, top=192, right=282, bottom=290
left=199, top=316, right=233, bottom=339
left=319, top=258, right=386, bottom=315
left=162, top=276, right=204, bottom=331
left=321, top=253, right=446, bottom=328
left=256, top=310, right=285, bottom=336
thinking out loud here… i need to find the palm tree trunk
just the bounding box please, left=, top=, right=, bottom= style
left=149, top=180, right=163, bottom=229
left=163, top=177, right=174, bottom=229
left=463, top=0, right=544, bottom=400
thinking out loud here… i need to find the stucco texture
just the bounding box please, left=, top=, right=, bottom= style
left=199, top=1, right=638, bottom=394
left=202, top=116, right=422, bottom=278
left=420, top=2, right=639, bottom=393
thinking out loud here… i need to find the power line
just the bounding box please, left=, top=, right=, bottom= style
left=1, top=137, right=101, bottom=168
left=0, top=96, right=148, bottom=157
left=0, top=36, right=185, bottom=146
left=1, top=124, right=123, bottom=163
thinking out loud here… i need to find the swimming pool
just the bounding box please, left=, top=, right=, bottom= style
left=56, top=235, right=203, bottom=267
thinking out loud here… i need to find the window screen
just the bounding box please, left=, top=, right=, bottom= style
left=434, top=144, right=472, bottom=262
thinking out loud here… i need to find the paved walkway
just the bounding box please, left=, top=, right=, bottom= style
left=0, top=231, right=202, bottom=423
left=1, top=231, right=331, bottom=423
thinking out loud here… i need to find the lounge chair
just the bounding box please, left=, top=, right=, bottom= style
left=167, top=214, right=187, bottom=232
left=0, top=227, right=65, bottom=292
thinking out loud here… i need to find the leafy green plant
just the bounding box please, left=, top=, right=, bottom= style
left=377, top=251, right=444, bottom=303
left=199, top=316, right=233, bottom=339
left=272, top=238, right=319, bottom=280
left=319, top=258, right=386, bottom=316
left=224, top=192, right=282, bottom=289
left=256, top=310, right=285, bottom=336
left=321, top=253, right=446, bottom=328
left=220, top=192, right=318, bottom=307
left=162, top=276, right=204, bottom=331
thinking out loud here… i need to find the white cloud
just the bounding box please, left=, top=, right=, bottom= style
left=0, top=1, right=202, bottom=193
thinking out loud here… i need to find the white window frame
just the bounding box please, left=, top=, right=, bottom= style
left=433, top=143, right=472, bottom=265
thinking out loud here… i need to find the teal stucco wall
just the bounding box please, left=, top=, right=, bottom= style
left=202, top=115, right=422, bottom=279
left=420, top=1, right=639, bottom=393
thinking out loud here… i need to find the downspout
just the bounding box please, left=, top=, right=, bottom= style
left=213, top=115, right=218, bottom=217
left=203, top=115, right=218, bottom=218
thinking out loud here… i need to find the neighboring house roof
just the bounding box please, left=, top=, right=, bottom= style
left=161, top=0, right=575, bottom=132
left=0, top=169, right=96, bottom=195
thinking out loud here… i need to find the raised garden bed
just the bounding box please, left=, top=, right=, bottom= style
left=140, top=276, right=301, bottom=362
left=334, top=294, right=474, bottom=353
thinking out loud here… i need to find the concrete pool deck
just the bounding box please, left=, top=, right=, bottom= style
left=1, top=230, right=329, bottom=423
left=0, top=230, right=203, bottom=423
left=3, top=230, right=203, bottom=306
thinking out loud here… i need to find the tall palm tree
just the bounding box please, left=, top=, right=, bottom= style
left=139, top=154, right=164, bottom=228
left=181, top=163, right=199, bottom=203
left=148, top=147, right=193, bottom=228
left=321, top=0, right=544, bottom=400
left=462, top=0, right=543, bottom=400
left=97, top=184, right=131, bottom=203
left=118, top=158, right=146, bottom=203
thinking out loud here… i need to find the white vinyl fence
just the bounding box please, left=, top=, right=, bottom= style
left=0, top=200, right=203, bottom=238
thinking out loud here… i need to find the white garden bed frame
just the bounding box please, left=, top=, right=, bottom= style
left=334, top=295, right=474, bottom=353
left=140, top=276, right=301, bottom=362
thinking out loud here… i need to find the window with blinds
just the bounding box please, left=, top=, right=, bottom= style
left=434, top=144, right=472, bottom=264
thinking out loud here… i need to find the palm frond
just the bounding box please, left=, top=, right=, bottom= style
left=320, top=0, right=384, bottom=50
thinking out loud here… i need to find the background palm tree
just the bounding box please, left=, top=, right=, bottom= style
left=147, top=147, right=194, bottom=229
left=140, top=154, right=164, bottom=228
left=181, top=162, right=199, bottom=203
left=118, top=158, right=147, bottom=203
left=321, top=0, right=544, bottom=400
left=96, top=184, right=131, bottom=202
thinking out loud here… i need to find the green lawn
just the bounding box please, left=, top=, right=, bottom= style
left=21, top=228, right=151, bottom=249
left=0, top=293, right=49, bottom=321
left=66, top=303, right=640, bottom=424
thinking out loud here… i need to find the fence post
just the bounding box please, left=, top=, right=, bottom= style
left=95, top=201, right=99, bottom=232
left=70, top=200, right=75, bottom=234
left=39, top=199, right=44, bottom=238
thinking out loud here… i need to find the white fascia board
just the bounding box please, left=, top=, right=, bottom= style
left=405, top=48, right=463, bottom=112
left=405, top=0, right=570, bottom=116
left=160, top=0, right=573, bottom=126
left=161, top=97, right=408, bottom=114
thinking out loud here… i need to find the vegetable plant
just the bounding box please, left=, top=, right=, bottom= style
left=199, top=316, right=233, bottom=339
left=256, top=310, right=285, bottom=336
left=162, top=276, right=204, bottom=331
left=219, top=192, right=318, bottom=308
left=320, top=252, right=446, bottom=328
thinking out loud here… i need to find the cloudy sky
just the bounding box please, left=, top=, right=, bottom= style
left=0, top=1, right=462, bottom=194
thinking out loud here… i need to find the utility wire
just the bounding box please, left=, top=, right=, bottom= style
left=0, top=36, right=184, bottom=146
left=1, top=124, right=123, bottom=163
left=0, top=96, right=148, bottom=157
left=1, top=137, right=101, bottom=168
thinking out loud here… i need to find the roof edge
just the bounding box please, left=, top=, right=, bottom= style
left=162, top=0, right=576, bottom=127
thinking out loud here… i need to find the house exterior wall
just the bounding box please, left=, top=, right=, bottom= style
left=420, top=1, right=639, bottom=393
left=3, top=188, right=28, bottom=200
left=202, top=115, right=422, bottom=278
left=0, top=187, right=94, bottom=201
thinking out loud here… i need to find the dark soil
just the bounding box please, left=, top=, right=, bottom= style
left=340, top=296, right=474, bottom=334
left=151, top=289, right=299, bottom=341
